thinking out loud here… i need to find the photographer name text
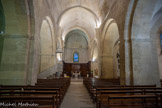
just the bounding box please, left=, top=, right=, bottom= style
left=0, top=102, right=39, bottom=107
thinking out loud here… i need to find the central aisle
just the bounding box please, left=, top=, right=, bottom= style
left=61, top=78, right=96, bottom=108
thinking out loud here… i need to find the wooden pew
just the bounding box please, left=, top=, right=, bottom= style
left=96, top=88, right=162, bottom=108
left=83, top=78, right=161, bottom=107
left=0, top=78, right=70, bottom=108
left=97, top=90, right=144, bottom=108
left=107, top=94, right=158, bottom=108
left=0, top=90, right=59, bottom=108
left=0, top=86, right=62, bottom=104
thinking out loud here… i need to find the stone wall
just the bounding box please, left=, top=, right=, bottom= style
left=64, top=48, right=88, bottom=63
left=0, top=35, right=28, bottom=85
left=0, top=0, right=29, bottom=85
left=64, top=29, right=89, bottom=63
left=131, top=0, right=160, bottom=86
left=38, top=65, right=57, bottom=79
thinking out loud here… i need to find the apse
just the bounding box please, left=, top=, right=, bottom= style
left=64, top=29, right=89, bottom=63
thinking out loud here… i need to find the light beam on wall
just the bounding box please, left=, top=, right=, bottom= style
left=96, top=19, right=101, bottom=28
left=57, top=54, right=61, bottom=61
left=62, top=37, right=65, bottom=41
left=56, top=48, right=63, bottom=61
left=92, top=57, right=96, bottom=62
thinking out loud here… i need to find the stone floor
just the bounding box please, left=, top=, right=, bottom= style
left=60, top=78, right=96, bottom=108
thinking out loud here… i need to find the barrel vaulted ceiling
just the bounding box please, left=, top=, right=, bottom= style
left=34, top=0, right=117, bottom=41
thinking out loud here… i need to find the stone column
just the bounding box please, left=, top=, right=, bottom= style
left=132, top=38, right=160, bottom=86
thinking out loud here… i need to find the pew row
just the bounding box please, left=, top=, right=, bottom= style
left=83, top=77, right=162, bottom=108
left=0, top=77, right=70, bottom=108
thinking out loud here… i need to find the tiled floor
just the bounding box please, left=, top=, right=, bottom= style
left=61, top=78, right=96, bottom=108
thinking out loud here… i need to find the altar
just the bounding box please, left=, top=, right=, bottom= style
left=72, top=71, right=81, bottom=78
left=63, top=62, right=91, bottom=77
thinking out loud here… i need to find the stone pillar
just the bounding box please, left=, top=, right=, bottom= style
left=120, top=35, right=126, bottom=85
left=95, top=28, right=101, bottom=78
left=124, top=0, right=138, bottom=85
left=132, top=38, right=160, bottom=86
left=125, top=39, right=132, bottom=85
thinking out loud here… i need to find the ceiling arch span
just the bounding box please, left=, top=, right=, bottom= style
left=57, top=6, right=100, bottom=26
left=65, top=29, right=89, bottom=45
left=58, top=7, right=101, bottom=32
left=61, top=24, right=96, bottom=39
left=45, top=16, right=55, bottom=53
left=102, top=18, right=116, bottom=41
left=62, top=26, right=90, bottom=42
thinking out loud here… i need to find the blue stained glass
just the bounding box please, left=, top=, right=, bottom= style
left=161, top=34, right=162, bottom=47
left=74, top=52, right=79, bottom=62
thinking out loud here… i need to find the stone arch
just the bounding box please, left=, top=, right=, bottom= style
left=58, top=6, right=98, bottom=40
left=150, top=3, right=162, bottom=80
left=46, top=16, right=54, bottom=53
left=39, top=17, right=54, bottom=73
left=65, top=29, right=88, bottom=45
left=101, top=19, right=120, bottom=79
left=57, top=6, right=99, bottom=27
left=62, top=27, right=90, bottom=44
left=45, top=16, right=57, bottom=65
left=37, top=16, right=58, bottom=80
left=62, top=27, right=92, bottom=59
left=101, top=19, right=115, bottom=40
left=124, top=0, right=138, bottom=85
left=130, top=0, right=160, bottom=86
left=64, top=29, right=89, bottom=63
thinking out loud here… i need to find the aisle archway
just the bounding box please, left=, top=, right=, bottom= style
left=101, top=19, right=120, bottom=79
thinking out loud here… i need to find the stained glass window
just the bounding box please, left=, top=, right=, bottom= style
left=73, top=52, right=79, bottom=62
left=160, top=33, right=162, bottom=48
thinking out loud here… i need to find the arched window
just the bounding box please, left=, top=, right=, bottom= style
left=160, top=33, right=162, bottom=54
left=73, top=52, right=79, bottom=62
left=160, top=33, right=162, bottom=48
left=0, top=0, right=5, bottom=65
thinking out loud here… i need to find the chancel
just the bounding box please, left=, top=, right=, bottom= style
left=0, top=0, right=162, bottom=108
